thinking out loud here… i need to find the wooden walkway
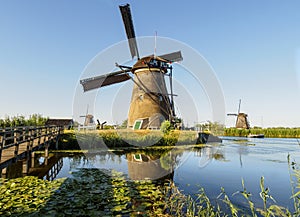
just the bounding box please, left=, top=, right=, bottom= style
left=0, top=126, right=62, bottom=170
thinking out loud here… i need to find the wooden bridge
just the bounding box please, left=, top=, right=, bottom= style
left=0, top=126, right=63, bottom=172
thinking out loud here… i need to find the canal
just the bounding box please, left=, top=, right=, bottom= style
left=1, top=137, right=300, bottom=215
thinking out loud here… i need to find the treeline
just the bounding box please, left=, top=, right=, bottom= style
left=224, top=127, right=300, bottom=138
left=195, top=121, right=225, bottom=136
left=0, top=114, right=48, bottom=128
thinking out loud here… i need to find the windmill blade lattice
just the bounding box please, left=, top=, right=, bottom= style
left=119, top=4, right=140, bottom=59
left=159, top=51, right=183, bottom=63
left=80, top=69, right=131, bottom=92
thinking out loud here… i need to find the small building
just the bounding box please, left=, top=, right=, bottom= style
left=46, top=118, right=73, bottom=130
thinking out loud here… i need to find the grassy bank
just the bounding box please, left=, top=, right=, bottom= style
left=56, top=129, right=199, bottom=150
left=224, top=127, right=300, bottom=138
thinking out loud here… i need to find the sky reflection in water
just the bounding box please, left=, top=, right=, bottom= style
left=49, top=137, right=300, bottom=211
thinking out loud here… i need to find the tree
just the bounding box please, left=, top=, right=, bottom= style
left=0, top=114, right=48, bottom=128
left=195, top=121, right=225, bottom=136
left=119, top=119, right=128, bottom=129
left=160, top=120, right=173, bottom=134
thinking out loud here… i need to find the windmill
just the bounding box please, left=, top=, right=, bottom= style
left=227, top=99, right=250, bottom=129
left=79, top=105, right=95, bottom=127
left=80, top=4, right=183, bottom=130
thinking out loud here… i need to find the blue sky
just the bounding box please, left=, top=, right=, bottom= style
left=0, top=0, right=299, bottom=127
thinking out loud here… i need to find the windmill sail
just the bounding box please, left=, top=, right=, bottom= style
left=159, top=51, right=183, bottom=63
left=237, top=99, right=241, bottom=114
left=119, top=4, right=140, bottom=59
left=80, top=70, right=131, bottom=92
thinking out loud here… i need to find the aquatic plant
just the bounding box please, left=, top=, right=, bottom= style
left=0, top=176, right=64, bottom=216
left=1, top=166, right=299, bottom=216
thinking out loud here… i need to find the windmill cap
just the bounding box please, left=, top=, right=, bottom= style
left=132, top=55, right=169, bottom=73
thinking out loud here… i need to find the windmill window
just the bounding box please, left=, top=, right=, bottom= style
left=150, top=59, right=158, bottom=67
left=159, top=95, right=163, bottom=101
left=133, top=120, right=143, bottom=130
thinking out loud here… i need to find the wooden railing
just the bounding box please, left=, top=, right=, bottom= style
left=0, top=126, right=63, bottom=169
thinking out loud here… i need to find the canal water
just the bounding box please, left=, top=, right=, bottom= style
left=3, top=137, right=300, bottom=212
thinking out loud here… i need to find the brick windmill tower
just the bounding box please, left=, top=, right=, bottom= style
left=227, top=99, right=250, bottom=129
left=80, top=4, right=182, bottom=129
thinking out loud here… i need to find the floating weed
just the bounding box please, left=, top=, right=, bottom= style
left=1, top=166, right=300, bottom=216
left=0, top=176, right=64, bottom=216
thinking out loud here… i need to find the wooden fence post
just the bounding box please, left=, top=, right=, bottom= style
left=55, top=126, right=61, bottom=150
left=31, top=151, right=35, bottom=168
left=22, top=127, right=26, bottom=142
left=1, top=131, right=6, bottom=162
left=14, top=128, right=19, bottom=158
left=1, top=167, right=7, bottom=177
left=37, top=127, right=41, bottom=146
left=22, top=157, right=30, bottom=174
left=0, top=131, right=3, bottom=162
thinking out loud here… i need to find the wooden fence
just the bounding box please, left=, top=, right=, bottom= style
left=0, top=126, right=62, bottom=169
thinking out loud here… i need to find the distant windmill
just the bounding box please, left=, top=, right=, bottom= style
left=80, top=105, right=95, bottom=127
left=227, top=99, right=250, bottom=129
left=80, top=4, right=182, bottom=130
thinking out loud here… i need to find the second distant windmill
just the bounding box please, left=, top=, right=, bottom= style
left=227, top=99, right=250, bottom=129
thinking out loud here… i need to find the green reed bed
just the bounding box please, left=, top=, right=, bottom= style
left=58, top=129, right=199, bottom=150
left=224, top=127, right=300, bottom=138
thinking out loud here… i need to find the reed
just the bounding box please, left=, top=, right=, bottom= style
left=58, top=129, right=198, bottom=150
left=224, top=127, right=300, bottom=138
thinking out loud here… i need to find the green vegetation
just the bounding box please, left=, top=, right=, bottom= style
left=195, top=121, right=225, bottom=136
left=224, top=127, right=300, bottom=138
left=161, top=120, right=173, bottom=134
left=0, top=176, right=64, bottom=216
left=119, top=119, right=128, bottom=129
left=1, top=163, right=299, bottom=216
left=195, top=121, right=300, bottom=138
left=0, top=114, right=48, bottom=128
left=58, top=129, right=198, bottom=150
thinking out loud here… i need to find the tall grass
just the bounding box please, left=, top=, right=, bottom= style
left=59, top=129, right=198, bottom=150
left=224, top=127, right=300, bottom=138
